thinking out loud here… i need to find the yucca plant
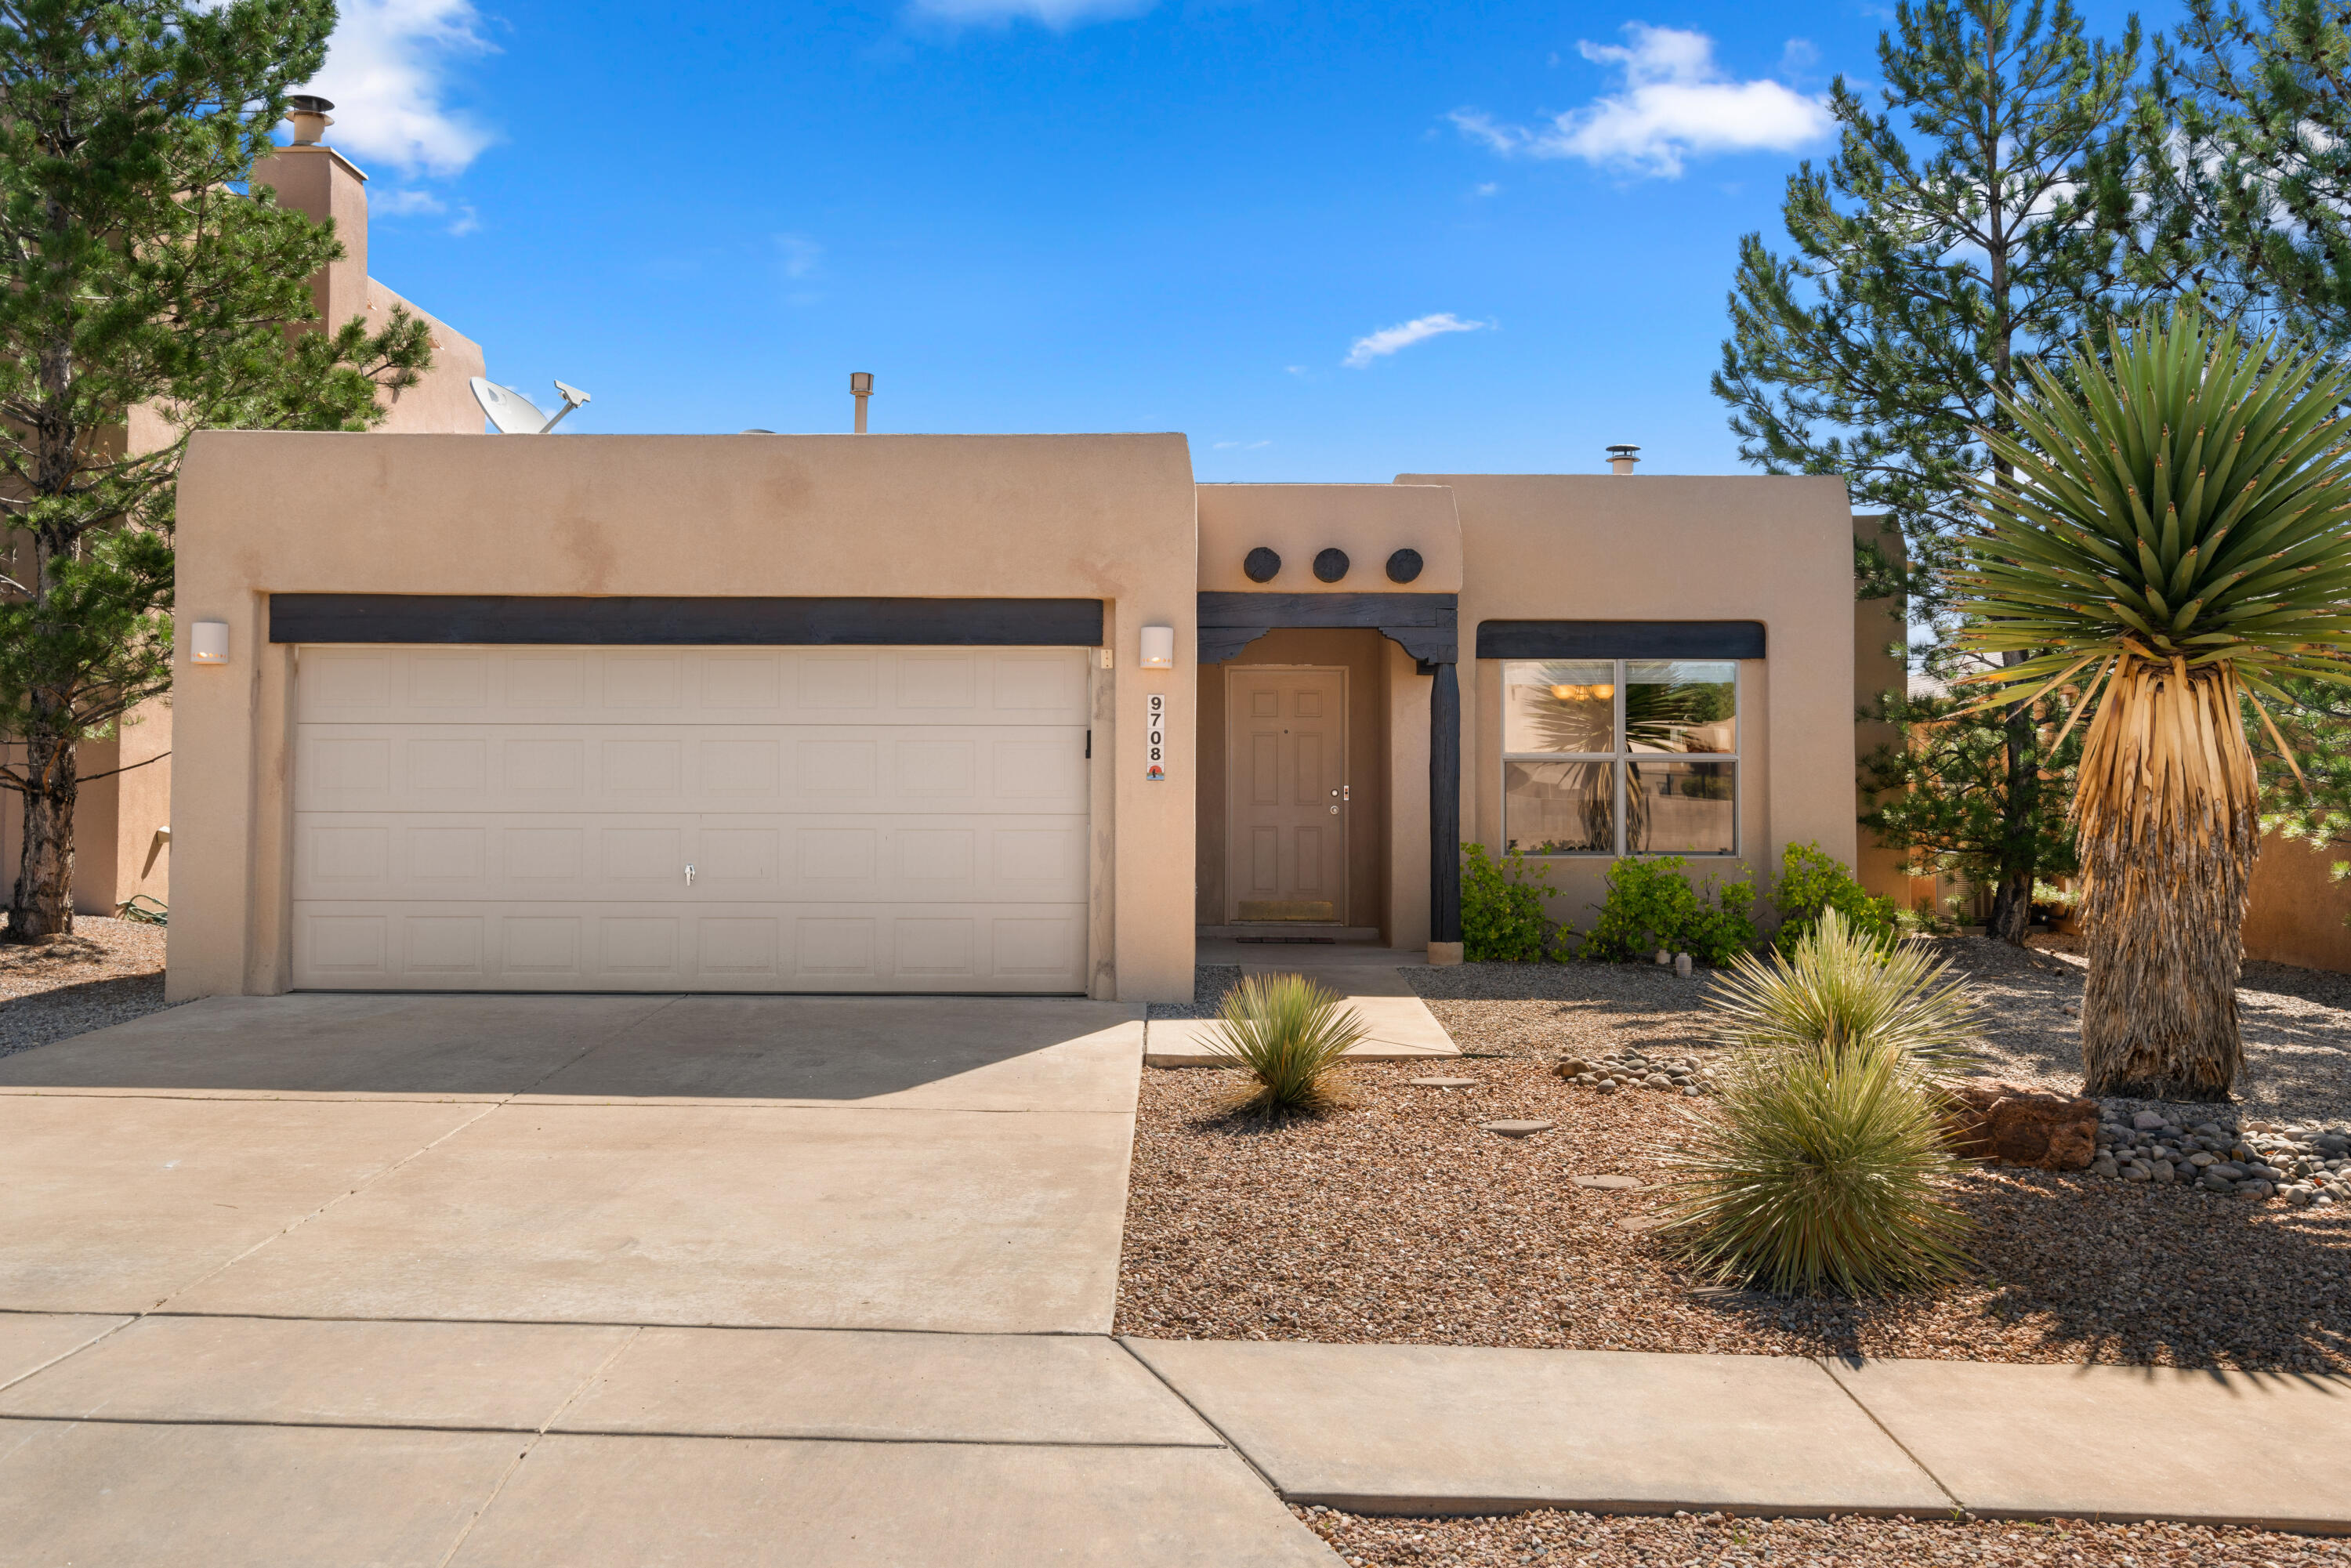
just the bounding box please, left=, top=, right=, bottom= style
left=1707, top=908, right=1981, bottom=1072
left=1203, top=972, right=1367, bottom=1117
left=1662, top=1037, right=1974, bottom=1297
left=1952, top=309, right=2351, bottom=1099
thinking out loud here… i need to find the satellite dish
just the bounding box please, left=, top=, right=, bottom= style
left=470, top=377, right=592, bottom=435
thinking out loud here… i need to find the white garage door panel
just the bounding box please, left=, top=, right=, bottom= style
left=294, top=726, right=1086, bottom=816
left=292, top=813, right=1087, bottom=904
left=291, top=643, right=1093, bottom=994
left=296, top=646, right=1088, bottom=727
left=294, top=904, right=1086, bottom=991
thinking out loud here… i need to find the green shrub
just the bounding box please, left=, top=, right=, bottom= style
left=1460, top=842, right=1554, bottom=962
left=1580, top=856, right=1757, bottom=965
left=1204, top=972, right=1367, bottom=1117
left=1707, top=908, right=1981, bottom=1071
left=1660, top=1034, right=1973, bottom=1297
left=1772, top=841, right=1896, bottom=952
left=1661, top=909, right=1977, bottom=1297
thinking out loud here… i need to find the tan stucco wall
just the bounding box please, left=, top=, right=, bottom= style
left=367, top=281, right=489, bottom=436
left=168, top=431, right=1199, bottom=1004
left=1197, top=483, right=1462, bottom=594
left=2242, top=831, right=2351, bottom=972
left=1399, top=472, right=1857, bottom=937
left=1853, top=515, right=1908, bottom=906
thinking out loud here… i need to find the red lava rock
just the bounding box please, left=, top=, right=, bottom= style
left=1943, top=1077, right=2098, bottom=1171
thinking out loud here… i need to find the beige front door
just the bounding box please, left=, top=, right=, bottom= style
left=1225, top=667, right=1346, bottom=922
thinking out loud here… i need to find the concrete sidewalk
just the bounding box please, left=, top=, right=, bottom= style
left=1147, top=943, right=1461, bottom=1066
left=1127, top=1338, right=2351, bottom=1534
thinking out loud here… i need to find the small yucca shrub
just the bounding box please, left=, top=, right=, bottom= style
left=1204, top=972, right=1367, bottom=1117
left=1661, top=911, right=1978, bottom=1297
left=1661, top=1040, right=1972, bottom=1297
left=1707, top=908, right=1981, bottom=1071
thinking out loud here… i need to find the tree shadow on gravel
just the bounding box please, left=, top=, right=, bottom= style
left=1676, top=1170, right=2351, bottom=1374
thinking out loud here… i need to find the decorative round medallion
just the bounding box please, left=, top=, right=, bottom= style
left=1386, top=548, right=1425, bottom=584
left=1243, top=546, right=1281, bottom=583
left=1313, top=548, right=1350, bottom=583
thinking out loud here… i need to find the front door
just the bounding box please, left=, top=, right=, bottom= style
left=1225, top=667, right=1346, bottom=922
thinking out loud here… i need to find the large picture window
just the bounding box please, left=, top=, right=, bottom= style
left=1501, top=658, right=1738, bottom=856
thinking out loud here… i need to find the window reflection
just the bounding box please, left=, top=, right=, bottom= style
left=1504, top=760, right=1614, bottom=853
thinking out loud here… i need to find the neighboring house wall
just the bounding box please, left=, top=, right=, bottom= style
left=52, top=133, right=487, bottom=919
left=1853, top=514, right=1908, bottom=907
left=1396, top=472, right=1857, bottom=937
left=2243, top=832, right=2351, bottom=972
left=167, top=430, right=1199, bottom=1003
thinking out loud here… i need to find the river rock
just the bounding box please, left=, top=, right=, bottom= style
left=1943, top=1078, right=2099, bottom=1171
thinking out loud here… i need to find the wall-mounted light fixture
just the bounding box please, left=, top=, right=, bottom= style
left=190, top=621, right=230, bottom=665
left=1139, top=625, right=1175, bottom=670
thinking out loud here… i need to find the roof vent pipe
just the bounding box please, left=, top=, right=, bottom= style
left=1607, top=444, right=1641, bottom=476
left=285, top=94, right=334, bottom=147
left=850, top=371, right=873, bottom=433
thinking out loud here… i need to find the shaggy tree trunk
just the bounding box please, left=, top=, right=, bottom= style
left=8, top=728, right=76, bottom=940
left=2077, top=659, right=2256, bottom=1101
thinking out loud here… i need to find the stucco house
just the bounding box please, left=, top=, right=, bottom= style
left=161, top=424, right=1870, bottom=1003
left=0, top=101, right=489, bottom=920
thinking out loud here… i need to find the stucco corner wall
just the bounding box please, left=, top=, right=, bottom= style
left=1405, top=472, right=1857, bottom=934
left=167, top=430, right=1200, bottom=1005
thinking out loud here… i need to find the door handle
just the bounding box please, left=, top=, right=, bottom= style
left=684, top=864, right=697, bottom=887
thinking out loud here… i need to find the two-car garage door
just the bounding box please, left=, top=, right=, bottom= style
left=290, top=645, right=1092, bottom=992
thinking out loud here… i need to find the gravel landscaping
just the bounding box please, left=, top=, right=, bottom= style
left=1115, top=942, right=2351, bottom=1371
left=0, top=914, right=174, bottom=1059
left=1295, top=1505, right=2351, bottom=1566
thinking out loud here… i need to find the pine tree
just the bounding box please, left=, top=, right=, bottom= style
left=1713, top=0, right=2167, bottom=944
left=2156, top=0, right=2351, bottom=342
left=0, top=0, right=432, bottom=938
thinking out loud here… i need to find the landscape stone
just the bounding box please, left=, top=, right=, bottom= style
left=2134, top=1111, right=2168, bottom=1131
left=1943, top=1079, right=2098, bottom=1171
left=1481, top=1121, right=1553, bottom=1137
left=1572, top=1175, right=1646, bottom=1190
left=1409, top=1078, right=1479, bottom=1088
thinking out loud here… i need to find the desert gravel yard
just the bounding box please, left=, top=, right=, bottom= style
left=0, top=914, right=172, bottom=1059
left=1114, top=940, right=2351, bottom=1372
left=1295, top=1505, right=2351, bottom=1567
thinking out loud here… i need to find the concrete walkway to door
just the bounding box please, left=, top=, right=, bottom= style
left=0, top=993, right=1332, bottom=1564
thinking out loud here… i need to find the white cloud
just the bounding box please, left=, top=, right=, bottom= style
left=1473, top=181, right=1500, bottom=197
left=371, top=188, right=445, bottom=215
left=1343, top=313, right=1493, bottom=369
left=907, top=0, right=1154, bottom=26
left=1451, top=24, right=1831, bottom=179
left=776, top=234, right=823, bottom=280
left=303, top=0, right=494, bottom=177
left=445, top=205, right=480, bottom=237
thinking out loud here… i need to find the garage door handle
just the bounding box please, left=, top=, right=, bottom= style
left=684, top=864, right=696, bottom=887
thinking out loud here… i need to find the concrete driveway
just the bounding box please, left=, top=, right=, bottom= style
left=0, top=994, right=1334, bottom=1565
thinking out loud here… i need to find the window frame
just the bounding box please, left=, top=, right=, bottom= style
left=1499, top=657, right=1741, bottom=859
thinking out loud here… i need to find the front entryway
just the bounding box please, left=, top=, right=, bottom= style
left=1223, top=666, right=1347, bottom=923
left=288, top=645, right=1092, bottom=992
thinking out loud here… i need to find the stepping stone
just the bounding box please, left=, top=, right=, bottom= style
left=1617, top=1215, right=1668, bottom=1232
left=1480, top=1120, right=1553, bottom=1137
left=1409, top=1077, right=1478, bottom=1088
left=1572, top=1175, right=1646, bottom=1190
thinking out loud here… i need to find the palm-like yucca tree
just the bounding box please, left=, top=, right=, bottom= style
left=1953, top=310, right=2351, bottom=1100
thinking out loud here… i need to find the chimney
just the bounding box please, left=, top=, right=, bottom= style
left=254, top=94, right=368, bottom=339
left=1607, top=444, right=1642, bottom=476
left=850, top=371, right=874, bottom=433
left=286, top=93, right=334, bottom=147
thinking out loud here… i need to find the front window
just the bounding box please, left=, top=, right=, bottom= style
left=1502, top=659, right=1739, bottom=856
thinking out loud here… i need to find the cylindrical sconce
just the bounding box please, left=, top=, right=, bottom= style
left=1139, top=625, right=1175, bottom=670
left=190, top=621, right=230, bottom=665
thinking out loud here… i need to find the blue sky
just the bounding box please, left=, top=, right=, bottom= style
left=313, top=0, right=2143, bottom=480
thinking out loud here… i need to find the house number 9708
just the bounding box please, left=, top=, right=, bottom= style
left=1145, top=693, right=1167, bottom=782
